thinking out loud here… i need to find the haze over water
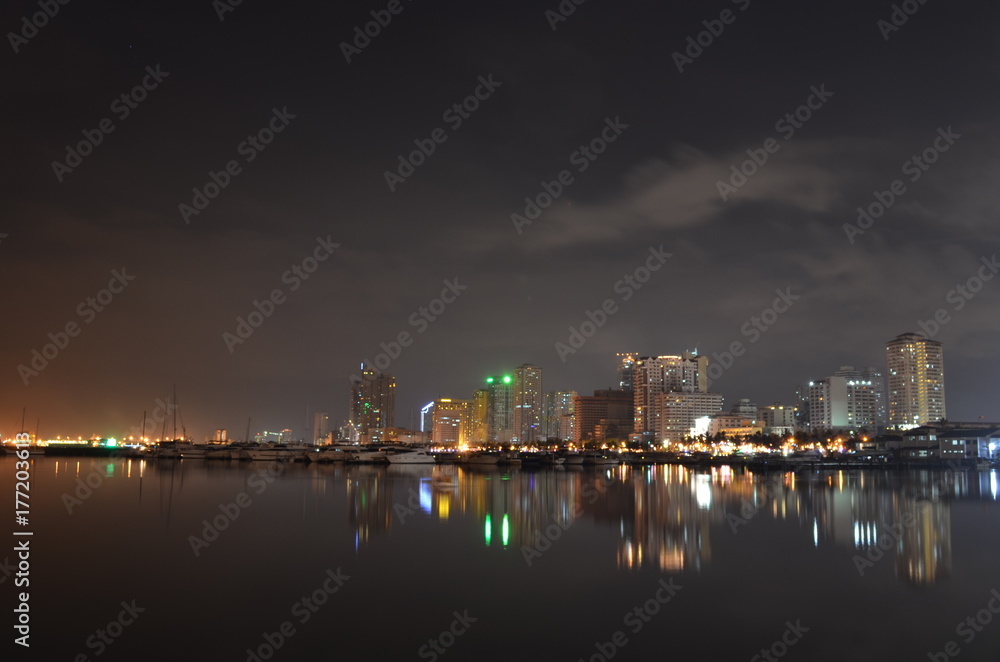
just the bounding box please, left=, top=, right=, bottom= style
left=6, top=458, right=1000, bottom=661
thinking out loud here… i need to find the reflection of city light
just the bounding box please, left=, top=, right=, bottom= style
left=484, top=514, right=492, bottom=546
left=502, top=514, right=509, bottom=547
left=695, top=474, right=711, bottom=510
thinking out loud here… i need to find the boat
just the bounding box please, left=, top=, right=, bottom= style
left=240, top=443, right=314, bottom=462
left=431, top=466, right=459, bottom=488
left=386, top=448, right=437, bottom=464
left=310, top=447, right=348, bottom=463
left=345, top=445, right=391, bottom=464
left=582, top=450, right=620, bottom=466
left=561, top=452, right=585, bottom=465
left=464, top=452, right=500, bottom=465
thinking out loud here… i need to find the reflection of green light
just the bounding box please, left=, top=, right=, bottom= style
left=502, top=513, right=509, bottom=547
left=503, top=376, right=511, bottom=384
left=485, top=514, right=492, bottom=546
left=105, top=463, right=114, bottom=477
left=486, top=377, right=494, bottom=384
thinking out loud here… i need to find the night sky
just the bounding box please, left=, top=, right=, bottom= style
left=3, top=0, right=999, bottom=440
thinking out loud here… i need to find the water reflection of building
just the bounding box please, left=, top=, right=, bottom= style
left=338, top=462, right=999, bottom=587
left=895, top=497, right=951, bottom=585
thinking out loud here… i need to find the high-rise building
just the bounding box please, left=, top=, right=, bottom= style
left=470, top=389, right=489, bottom=444
left=757, top=403, right=796, bottom=436
left=350, top=363, right=396, bottom=437
left=886, top=333, right=945, bottom=429
left=485, top=375, right=514, bottom=444
left=512, top=364, right=543, bottom=444
left=544, top=391, right=576, bottom=441
left=807, top=366, right=885, bottom=431
left=431, top=398, right=471, bottom=446
left=655, top=392, right=724, bottom=442
left=633, top=352, right=709, bottom=436
left=312, top=412, right=329, bottom=443
left=574, top=389, right=633, bottom=443
left=617, top=353, right=638, bottom=391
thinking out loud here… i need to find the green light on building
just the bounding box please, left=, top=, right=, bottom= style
left=503, top=375, right=511, bottom=384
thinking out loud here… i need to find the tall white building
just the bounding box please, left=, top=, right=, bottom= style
left=655, top=392, right=724, bottom=442
left=633, top=352, right=709, bottom=436
left=544, top=391, right=576, bottom=441
left=512, top=364, right=543, bottom=444
left=886, top=333, right=945, bottom=429
left=808, top=366, right=885, bottom=431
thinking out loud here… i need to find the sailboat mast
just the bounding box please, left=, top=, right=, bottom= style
left=172, top=384, right=178, bottom=441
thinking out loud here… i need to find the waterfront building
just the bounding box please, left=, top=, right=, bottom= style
left=543, top=391, right=576, bottom=442
left=485, top=375, right=514, bottom=444
left=807, top=366, right=885, bottom=431
left=432, top=398, right=471, bottom=446
left=886, top=333, right=945, bottom=429
left=512, top=364, right=543, bottom=444
left=633, top=352, right=708, bottom=440
left=574, top=389, right=633, bottom=443
left=350, top=363, right=396, bottom=439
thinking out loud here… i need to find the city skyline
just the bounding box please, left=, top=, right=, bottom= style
left=2, top=330, right=981, bottom=441
left=5, top=1, right=1000, bottom=440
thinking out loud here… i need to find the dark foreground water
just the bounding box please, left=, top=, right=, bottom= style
left=4, top=457, right=1000, bottom=661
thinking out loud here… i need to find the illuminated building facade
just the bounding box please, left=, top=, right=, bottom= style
left=633, top=352, right=710, bottom=439
left=512, top=364, right=543, bottom=444
left=432, top=398, right=471, bottom=446
left=544, top=391, right=576, bottom=441
left=886, top=333, right=945, bottom=428
left=808, top=366, right=885, bottom=431
left=656, top=392, right=724, bottom=442
left=485, top=375, right=514, bottom=444
left=350, top=363, right=396, bottom=438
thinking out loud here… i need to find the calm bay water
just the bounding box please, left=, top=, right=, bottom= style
left=4, top=457, right=1000, bottom=661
